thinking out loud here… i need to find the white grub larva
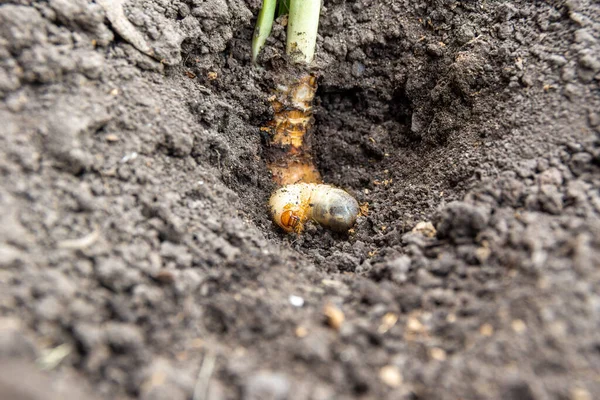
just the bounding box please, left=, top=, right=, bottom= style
left=270, top=183, right=359, bottom=233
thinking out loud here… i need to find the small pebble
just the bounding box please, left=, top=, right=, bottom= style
left=244, top=372, right=290, bottom=400
left=430, top=347, right=447, bottom=361
left=295, top=326, right=308, bottom=338
left=406, top=316, right=425, bottom=333
left=120, top=152, right=138, bottom=163
left=411, top=221, right=436, bottom=238
left=570, top=387, right=592, bottom=400
left=379, top=365, right=403, bottom=388
left=511, top=319, right=527, bottom=333
left=479, top=323, right=494, bottom=336
left=323, top=303, right=344, bottom=330
left=377, top=313, right=398, bottom=334
left=288, top=295, right=304, bottom=307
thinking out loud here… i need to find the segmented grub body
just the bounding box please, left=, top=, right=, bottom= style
left=265, top=71, right=360, bottom=233
left=269, top=183, right=359, bottom=233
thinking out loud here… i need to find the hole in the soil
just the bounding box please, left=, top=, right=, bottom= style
left=318, top=86, right=364, bottom=114
left=388, top=88, right=413, bottom=127
left=353, top=381, right=369, bottom=395
left=316, top=84, right=416, bottom=142
left=312, top=81, right=423, bottom=183
left=203, top=305, right=229, bottom=334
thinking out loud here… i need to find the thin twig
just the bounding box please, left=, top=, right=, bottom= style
left=192, top=351, right=217, bottom=400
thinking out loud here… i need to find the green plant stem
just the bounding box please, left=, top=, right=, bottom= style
left=286, top=0, right=321, bottom=65
left=277, top=0, right=290, bottom=17
left=252, top=0, right=277, bottom=64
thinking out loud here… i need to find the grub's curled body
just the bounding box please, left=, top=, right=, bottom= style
left=270, top=183, right=359, bottom=233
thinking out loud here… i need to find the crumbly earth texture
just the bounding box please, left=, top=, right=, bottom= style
left=1, top=0, right=599, bottom=399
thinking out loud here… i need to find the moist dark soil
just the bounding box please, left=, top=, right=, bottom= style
left=1, top=0, right=600, bottom=399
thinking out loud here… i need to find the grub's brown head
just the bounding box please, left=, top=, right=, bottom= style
left=269, top=185, right=307, bottom=233
left=280, top=209, right=301, bottom=232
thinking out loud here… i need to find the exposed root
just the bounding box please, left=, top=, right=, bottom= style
left=266, top=73, right=321, bottom=186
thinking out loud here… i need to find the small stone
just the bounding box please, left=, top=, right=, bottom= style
left=570, top=387, right=592, bottom=400
left=379, top=365, right=403, bottom=387
left=406, top=316, right=425, bottom=333
left=479, top=323, right=494, bottom=336
left=411, top=221, right=436, bottom=238
left=430, top=347, right=447, bottom=361
left=475, top=246, right=491, bottom=263
left=244, top=372, right=290, bottom=400
left=295, top=326, right=308, bottom=338
left=120, top=152, right=138, bottom=163
left=377, top=313, right=398, bottom=334
left=323, top=303, right=344, bottom=330
left=511, top=319, right=527, bottom=333
left=288, top=295, right=304, bottom=307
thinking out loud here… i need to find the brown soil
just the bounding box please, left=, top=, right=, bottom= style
left=1, top=0, right=599, bottom=399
